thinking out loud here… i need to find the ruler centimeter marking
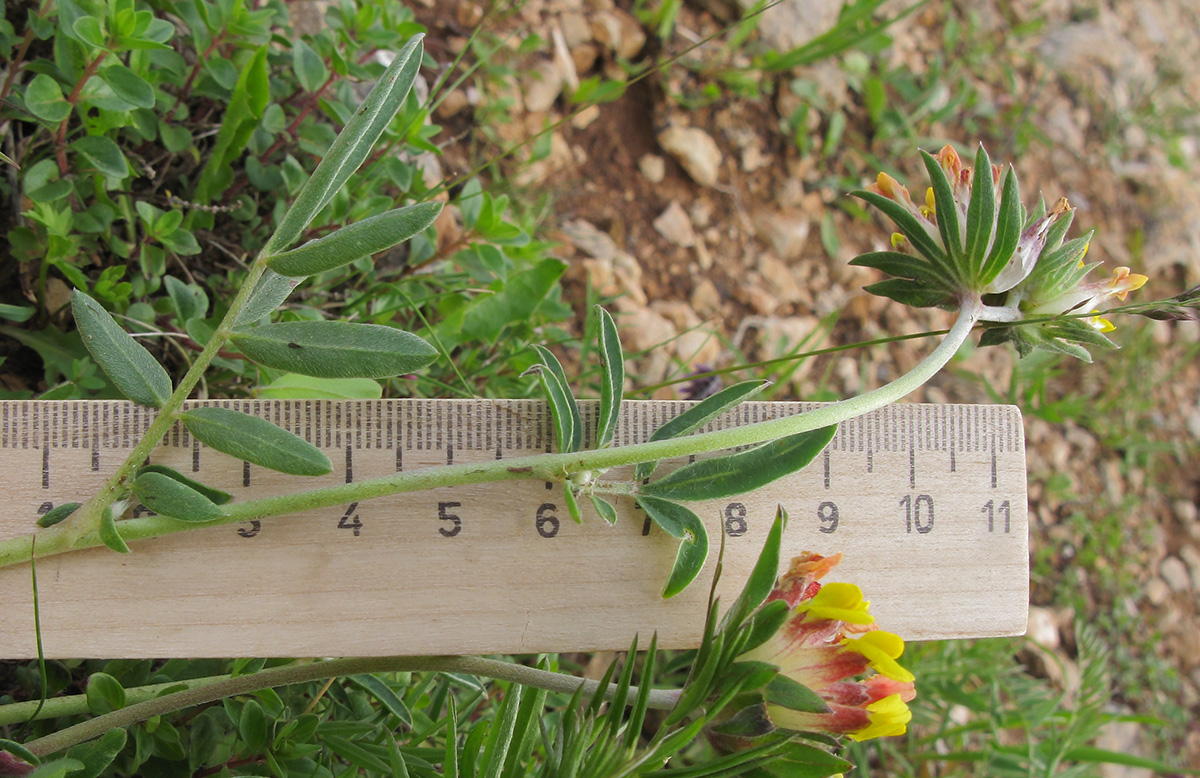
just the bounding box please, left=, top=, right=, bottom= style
left=0, top=400, right=1028, bottom=658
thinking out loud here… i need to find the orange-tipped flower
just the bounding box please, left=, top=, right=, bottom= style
left=854, top=143, right=1149, bottom=360
left=740, top=553, right=916, bottom=742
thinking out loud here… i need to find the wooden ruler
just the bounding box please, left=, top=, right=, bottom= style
left=0, top=400, right=1028, bottom=658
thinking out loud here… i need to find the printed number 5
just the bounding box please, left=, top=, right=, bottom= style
left=439, top=501, right=462, bottom=537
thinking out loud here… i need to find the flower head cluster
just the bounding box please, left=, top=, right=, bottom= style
left=853, top=144, right=1147, bottom=360
left=739, top=552, right=916, bottom=741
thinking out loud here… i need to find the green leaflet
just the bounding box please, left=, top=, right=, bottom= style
left=230, top=321, right=437, bottom=379
left=98, top=506, right=130, bottom=553
left=137, top=464, right=232, bottom=504
left=595, top=306, right=623, bottom=449
left=72, top=290, right=172, bottom=408
left=721, top=507, right=786, bottom=631
left=563, top=484, right=582, bottom=524
left=36, top=502, right=81, bottom=528
left=64, top=728, right=127, bottom=778
left=255, top=374, right=382, bottom=400
left=193, top=45, right=269, bottom=204
left=266, top=35, right=424, bottom=254
left=180, top=406, right=332, bottom=476
left=640, top=426, right=837, bottom=502
left=24, top=74, right=71, bottom=122
left=98, top=64, right=155, bottom=108
left=964, top=145, right=996, bottom=281
left=764, top=675, right=829, bottom=714
left=921, top=149, right=964, bottom=273
left=636, top=495, right=709, bottom=599
left=590, top=496, right=618, bottom=525
left=526, top=345, right=581, bottom=453
left=70, top=136, right=128, bottom=177
left=267, top=201, right=443, bottom=277
left=132, top=471, right=225, bottom=522
left=636, top=380, right=770, bottom=481
left=979, top=166, right=1023, bottom=287
left=85, top=673, right=126, bottom=714
left=235, top=270, right=302, bottom=325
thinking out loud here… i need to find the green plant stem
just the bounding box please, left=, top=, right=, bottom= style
left=21, top=656, right=680, bottom=757
left=0, top=300, right=982, bottom=568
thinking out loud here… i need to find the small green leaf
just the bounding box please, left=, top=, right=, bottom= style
left=765, top=675, right=828, bottom=714
left=636, top=494, right=697, bottom=540
left=963, top=144, right=995, bottom=280
left=529, top=344, right=581, bottom=452
left=563, top=484, right=581, bottom=524
left=256, top=373, right=382, bottom=400
left=347, top=675, right=412, bottom=727
left=73, top=16, right=107, bottom=49
left=163, top=276, right=208, bottom=322
left=72, top=290, right=172, bottom=408
left=921, top=149, right=963, bottom=270
left=293, top=39, right=328, bottom=92
left=99, top=63, right=155, bottom=108
left=266, top=34, right=424, bottom=254
left=267, top=202, right=443, bottom=277
left=590, top=496, right=618, bottom=525
left=981, top=173, right=1022, bottom=281
left=24, top=74, right=71, bottom=122
left=636, top=496, right=710, bottom=597
left=181, top=406, right=332, bottom=476
left=636, top=379, right=770, bottom=480
left=86, top=673, right=126, bottom=714
left=740, top=600, right=790, bottom=653
left=1062, top=746, right=1200, bottom=775
left=853, top=189, right=953, bottom=280
left=239, top=699, right=267, bottom=752
left=525, top=361, right=573, bottom=454
left=98, top=506, right=130, bottom=553
left=595, top=306, right=623, bottom=449
left=231, top=321, right=437, bottom=379
left=132, top=471, right=224, bottom=522
left=640, top=426, right=837, bottom=502
left=137, top=465, right=231, bottom=504
left=71, top=136, right=128, bottom=177
left=235, top=269, right=301, bottom=324
left=65, top=729, right=127, bottom=778
left=0, top=739, right=40, bottom=768
left=723, top=507, right=787, bottom=630
left=37, top=502, right=81, bottom=527
left=710, top=703, right=774, bottom=737
left=0, top=303, right=35, bottom=322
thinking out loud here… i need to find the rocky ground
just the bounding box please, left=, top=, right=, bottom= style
left=412, top=0, right=1200, bottom=770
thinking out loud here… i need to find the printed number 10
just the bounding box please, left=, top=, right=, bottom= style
left=900, top=494, right=934, bottom=534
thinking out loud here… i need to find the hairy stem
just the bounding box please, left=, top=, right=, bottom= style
left=21, top=656, right=679, bottom=757
left=0, top=300, right=982, bottom=568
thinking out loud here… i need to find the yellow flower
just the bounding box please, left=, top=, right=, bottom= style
left=739, top=553, right=917, bottom=742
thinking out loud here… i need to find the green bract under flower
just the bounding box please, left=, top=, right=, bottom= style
left=852, top=143, right=1148, bottom=361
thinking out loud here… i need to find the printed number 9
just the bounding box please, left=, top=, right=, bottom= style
left=818, top=501, right=838, bottom=533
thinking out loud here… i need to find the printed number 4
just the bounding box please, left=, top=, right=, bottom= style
left=339, top=502, right=363, bottom=537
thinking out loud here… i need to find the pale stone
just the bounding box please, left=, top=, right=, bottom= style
left=617, top=305, right=676, bottom=353
left=675, top=329, right=720, bottom=365
left=742, top=283, right=779, bottom=316
left=757, top=254, right=803, bottom=304
left=523, top=59, right=563, bottom=113
left=1026, top=606, right=1060, bottom=649
left=612, top=8, right=646, bottom=59
left=658, top=125, right=722, bottom=187
left=755, top=209, right=810, bottom=261
left=1159, top=556, right=1191, bottom=592
left=559, top=12, right=592, bottom=47
left=435, top=89, right=470, bottom=118
left=571, top=104, right=600, bottom=129
left=638, top=154, right=666, bottom=183
left=653, top=201, right=697, bottom=248
left=691, top=278, right=722, bottom=315
left=1144, top=578, right=1171, bottom=606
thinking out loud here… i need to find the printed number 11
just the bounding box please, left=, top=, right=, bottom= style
left=982, top=499, right=1011, bottom=533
